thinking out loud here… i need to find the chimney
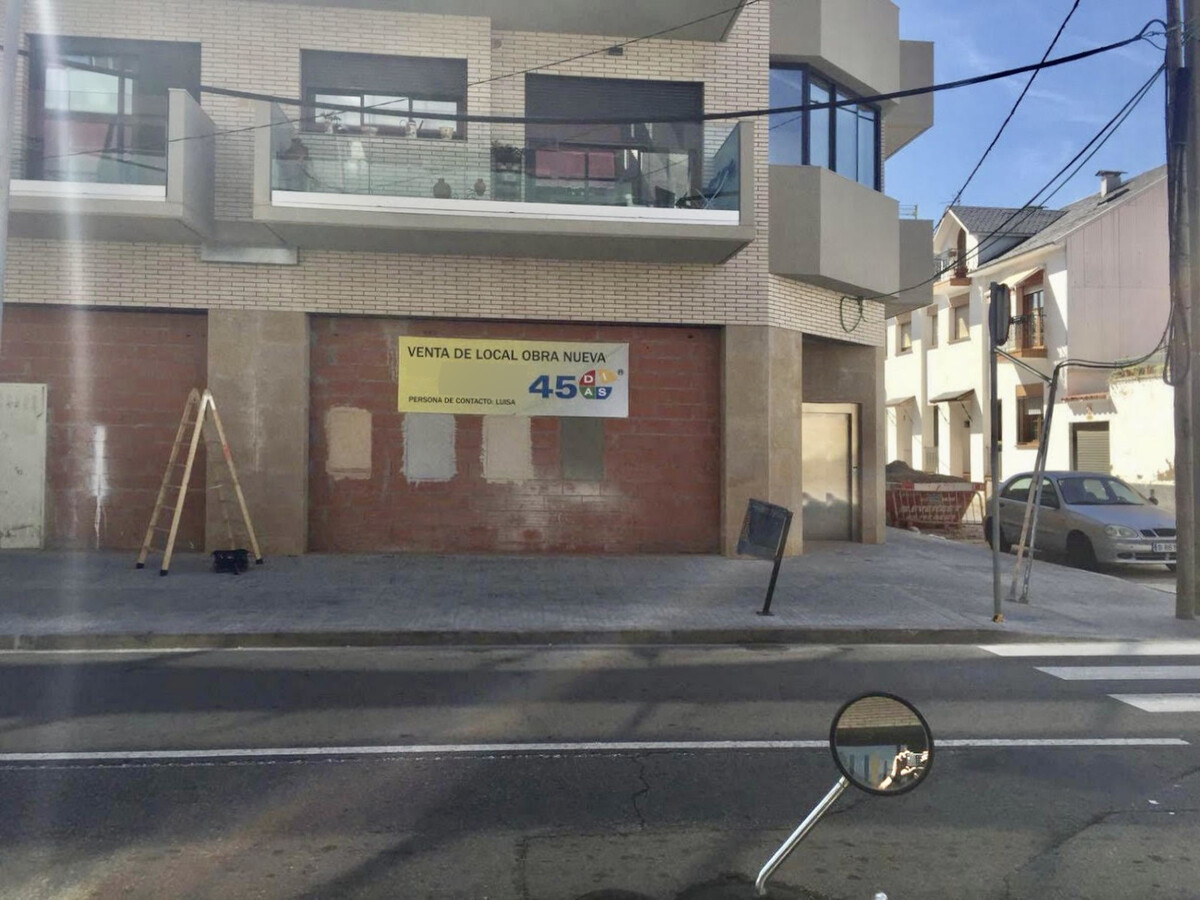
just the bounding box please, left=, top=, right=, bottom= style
left=1097, top=170, right=1125, bottom=198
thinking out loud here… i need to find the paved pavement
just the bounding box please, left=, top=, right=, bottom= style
left=0, top=529, right=1195, bottom=647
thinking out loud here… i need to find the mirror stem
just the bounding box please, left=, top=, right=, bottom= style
left=755, top=776, right=849, bottom=896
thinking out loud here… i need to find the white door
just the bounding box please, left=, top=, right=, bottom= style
left=0, top=384, right=48, bottom=549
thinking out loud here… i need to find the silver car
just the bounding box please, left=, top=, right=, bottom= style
left=984, top=471, right=1177, bottom=571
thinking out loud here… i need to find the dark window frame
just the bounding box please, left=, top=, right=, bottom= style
left=303, top=87, right=466, bottom=139
left=523, top=74, right=706, bottom=207
left=769, top=62, right=881, bottom=191
left=300, top=51, right=468, bottom=140
left=24, top=35, right=200, bottom=182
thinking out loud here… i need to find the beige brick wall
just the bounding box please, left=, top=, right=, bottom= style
left=0, top=0, right=883, bottom=346
left=769, top=275, right=886, bottom=346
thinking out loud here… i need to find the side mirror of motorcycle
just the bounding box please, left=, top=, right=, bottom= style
left=756, top=693, right=934, bottom=896
left=830, top=693, right=934, bottom=796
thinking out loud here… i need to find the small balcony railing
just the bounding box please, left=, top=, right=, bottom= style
left=1006, top=308, right=1046, bottom=352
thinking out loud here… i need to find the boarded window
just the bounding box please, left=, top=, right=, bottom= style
left=560, top=417, right=605, bottom=481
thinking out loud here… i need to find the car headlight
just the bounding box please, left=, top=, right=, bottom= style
left=1104, top=524, right=1140, bottom=539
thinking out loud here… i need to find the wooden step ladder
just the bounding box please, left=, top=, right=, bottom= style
left=136, top=388, right=263, bottom=576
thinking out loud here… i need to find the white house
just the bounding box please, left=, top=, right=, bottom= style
left=885, top=166, right=1173, bottom=507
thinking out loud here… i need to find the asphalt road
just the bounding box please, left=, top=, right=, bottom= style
left=1, top=643, right=1199, bottom=900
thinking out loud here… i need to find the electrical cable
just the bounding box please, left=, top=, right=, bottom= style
left=26, top=20, right=1165, bottom=168
left=866, top=61, right=1165, bottom=305
left=943, top=0, right=1081, bottom=212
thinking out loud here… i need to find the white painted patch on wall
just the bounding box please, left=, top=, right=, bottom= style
left=481, top=416, right=534, bottom=483
left=324, top=407, right=372, bottom=481
left=91, top=424, right=108, bottom=549
left=402, top=413, right=456, bottom=483
left=0, top=384, right=48, bottom=549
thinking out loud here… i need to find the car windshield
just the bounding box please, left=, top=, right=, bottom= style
left=1057, top=476, right=1145, bottom=506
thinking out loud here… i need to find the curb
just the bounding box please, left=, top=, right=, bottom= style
left=0, top=626, right=1104, bottom=651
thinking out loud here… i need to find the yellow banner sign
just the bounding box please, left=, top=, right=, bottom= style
left=397, top=337, right=629, bottom=417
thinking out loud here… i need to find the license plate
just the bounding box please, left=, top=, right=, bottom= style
left=1154, top=542, right=1177, bottom=554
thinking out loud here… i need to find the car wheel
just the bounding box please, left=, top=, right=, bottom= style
left=984, top=518, right=1012, bottom=554
left=1167, top=563, right=1177, bottom=573
left=1067, top=532, right=1098, bottom=571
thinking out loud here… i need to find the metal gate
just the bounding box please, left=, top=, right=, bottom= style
left=1071, top=422, right=1111, bottom=473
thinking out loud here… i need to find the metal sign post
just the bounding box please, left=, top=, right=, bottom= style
left=987, top=283, right=1011, bottom=623
left=737, top=499, right=794, bottom=616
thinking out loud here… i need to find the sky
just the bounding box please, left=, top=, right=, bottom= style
left=888, top=0, right=1167, bottom=223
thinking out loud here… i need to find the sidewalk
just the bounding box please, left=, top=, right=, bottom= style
left=0, top=529, right=1197, bottom=648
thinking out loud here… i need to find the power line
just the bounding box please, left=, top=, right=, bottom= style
left=33, top=23, right=1165, bottom=168
left=867, top=61, right=1165, bottom=305
left=944, top=0, right=1081, bottom=211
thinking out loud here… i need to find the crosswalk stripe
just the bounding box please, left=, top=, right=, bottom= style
left=981, top=641, right=1200, bottom=658
left=1109, top=694, right=1200, bottom=713
left=1037, top=665, right=1200, bottom=680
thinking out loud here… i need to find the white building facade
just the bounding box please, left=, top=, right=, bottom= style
left=885, top=167, right=1174, bottom=507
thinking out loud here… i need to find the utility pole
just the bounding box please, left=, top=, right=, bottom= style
left=1186, top=0, right=1200, bottom=619
left=0, top=0, right=25, bottom=354
left=1170, top=0, right=1198, bottom=619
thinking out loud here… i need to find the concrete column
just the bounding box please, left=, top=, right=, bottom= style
left=206, top=310, right=309, bottom=555
left=722, top=325, right=805, bottom=557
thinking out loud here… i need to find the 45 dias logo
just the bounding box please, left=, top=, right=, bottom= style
left=528, top=368, right=621, bottom=401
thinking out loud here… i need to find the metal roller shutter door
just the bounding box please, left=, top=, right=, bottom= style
left=1072, top=423, right=1110, bottom=473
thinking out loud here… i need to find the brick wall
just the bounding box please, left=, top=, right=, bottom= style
left=309, top=316, right=720, bottom=553
left=0, top=305, right=207, bottom=550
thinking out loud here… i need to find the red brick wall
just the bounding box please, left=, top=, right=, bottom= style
left=310, top=317, right=720, bottom=553
left=0, top=305, right=207, bottom=550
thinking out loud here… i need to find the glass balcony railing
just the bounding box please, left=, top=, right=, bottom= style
left=268, top=104, right=741, bottom=214
left=17, top=92, right=170, bottom=186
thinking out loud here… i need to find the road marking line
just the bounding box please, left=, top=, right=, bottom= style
left=1109, top=694, right=1200, bottom=713
left=981, top=642, right=1200, bottom=658
left=1037, top=666, right=1200, bottom=680
left=0, top=737, right=1186, bottom=764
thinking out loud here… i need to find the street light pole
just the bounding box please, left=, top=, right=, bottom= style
left=0, top=0, right=26, bottom=355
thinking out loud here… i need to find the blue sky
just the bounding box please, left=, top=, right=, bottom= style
left=888, top=0, right=1166, bottom=222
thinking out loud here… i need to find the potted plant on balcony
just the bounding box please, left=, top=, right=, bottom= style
left=491, top=141, right=524, bottom=202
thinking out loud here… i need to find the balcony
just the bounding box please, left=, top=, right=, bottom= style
left=889, top=217, right=934, bottom=317
left=885, top=41, right=935, bottom=159
left=252, top=103, right=756, bottom=263
left=10, top=89, right=215, bottom=243
left=771, top=0, right=900, bottom=97
left=1005, top=309, right=1047, bottom=357
left=769, top=164, right=899, bottom=296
